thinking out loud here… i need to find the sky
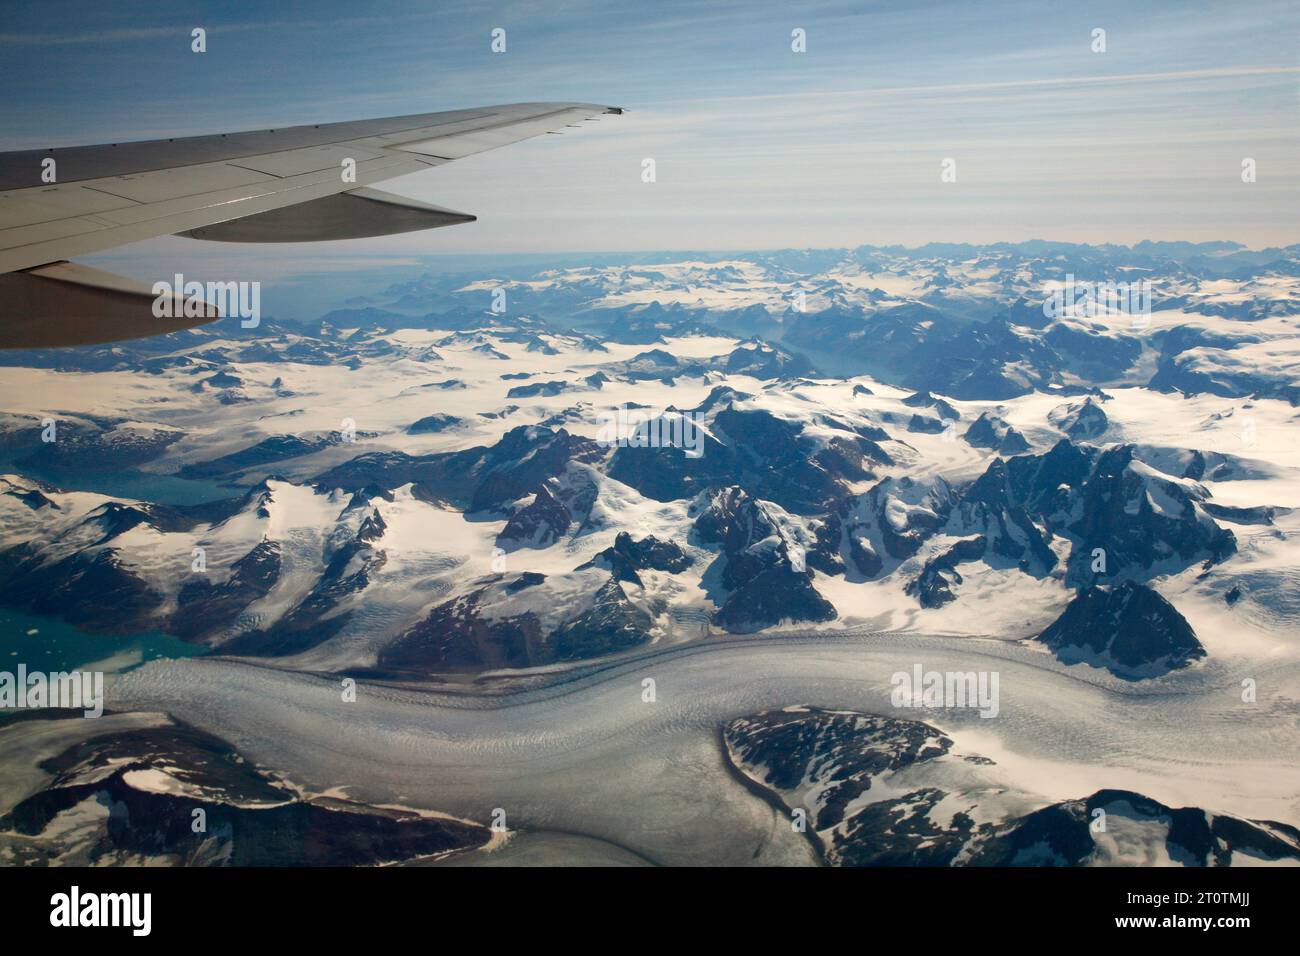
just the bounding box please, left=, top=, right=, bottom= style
left=1, top=0, right=1297, bottom=278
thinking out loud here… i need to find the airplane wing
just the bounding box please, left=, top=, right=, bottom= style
left=0, top=102, right=620, bottom=348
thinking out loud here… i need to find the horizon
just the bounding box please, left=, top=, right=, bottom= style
left=4, top=0, right=1296, bottom=271
left=81, top=236, right=1300, bottom=320
left=2, top=0, right=1300, bottom=897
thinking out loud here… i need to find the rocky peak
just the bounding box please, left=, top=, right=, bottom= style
left=1065, top=445, right=1236, bottom=586
left=497, top=483, right=572, bottom=550
left=1036, top=581, right=1205, bottom=678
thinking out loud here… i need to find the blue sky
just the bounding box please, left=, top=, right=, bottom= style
left=2, top=0, right=1296, bottom=269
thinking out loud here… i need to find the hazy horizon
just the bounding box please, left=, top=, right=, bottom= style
left=3, top=0, right=1296, bottom=273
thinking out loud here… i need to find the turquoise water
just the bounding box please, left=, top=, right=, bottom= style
left=0, top=609, right=208, bottom=673
left=0, top=463, right=226, bottom=673
left=0, top=457, right=236, bottom=506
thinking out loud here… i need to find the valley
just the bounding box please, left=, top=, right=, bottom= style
left=2, top=240, right=1298, bottom=865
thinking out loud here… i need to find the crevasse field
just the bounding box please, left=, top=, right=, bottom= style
left=2, top=244, right=1299, bottom=866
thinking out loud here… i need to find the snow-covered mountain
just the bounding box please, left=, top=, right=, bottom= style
left=1, top=242, right=1296, bottom=682
left=1, top=243, right=1297, bottom=868
left=724, top=707, right=1300, bottom=866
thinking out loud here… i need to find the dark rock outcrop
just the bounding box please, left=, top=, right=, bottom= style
left=170, top=540, right=282, bottom=641
left=692, top=487, right=836, bottom=631
left=1049, top=397, right=1109, bottom=440
left=578, top=531, right=691, bottom=586
left=905, top=536, right=988, bottom=607
left=315, top=424, right=603, bottom=513
left=1064, top=445, right=1235, bottom=586
left=902, top=390, right=960, bottom=420
left=506, top=380, right=570, bottom=399
left=0, top=719, right=488, bottom=866
left=608, top=404, right=878, bottom=516
left=497, top=485, right=571, bottom=550
left=949, top=457, right=1058, bottom=574
left=724, top=708, right=1300, bottom=866
left=1036, top=581, right=1205, bottom=678
left=379, top=571, right=652, bottom=673
left=407, top=413, right=463, bottom=434
left=723, top=341, right=816, bottom=379
left=963, top=411, right=1029, bottom=454
left=178, top=433, right=344, bottom=479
